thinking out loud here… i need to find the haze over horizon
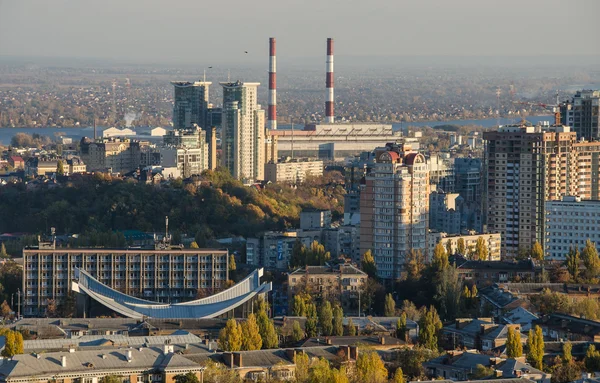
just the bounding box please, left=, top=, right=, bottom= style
left=1, top=0, right=599, bottom=66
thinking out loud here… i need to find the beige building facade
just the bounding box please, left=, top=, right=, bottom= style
left=264, top=160, right=323, bottom=183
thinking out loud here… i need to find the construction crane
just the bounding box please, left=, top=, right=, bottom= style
left=512, top=91, right=562, bottom=125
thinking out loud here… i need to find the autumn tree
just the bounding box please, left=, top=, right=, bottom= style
left=1, top=300, right=11, bottom=319
left=393, top=367, right=405, bottom=383
left=295, top=353, right=310, bottom=383
left=531, top=242, right=545, bottom=261
left=582, top=239, right=600, bottom=281
left=305, top=303, right=318, bottom=337
left=1, top=330, right=22, bottom=357
left=347, top=317, right=357, bottom=336
left=475, top=237, right=489, bottom=261
left=356, top=351, right=388, bottom=383
left=457, top=238, right=466, bottom=255
left=56, top=160, right=65, bottom=175
left=189, top=241, right=199, bottom=249
left=241, top=313, right=262, bottom=351
left=361, top=250, right=378, bottom=279
left=291, top=292, right=311, bottom=316
left=432, top=242, right=449, bottom=273
left=257, top=304, right=278, bottom=349
left=46, top=299, right=58, bottom=318
left=565, top=247, right=581, bottom=282
left=506, top=327, right=523, bottom=358
left=384, top=294, right=396, bottom=317
left=0, top=243, right=7, bottom=258
left=291, top=320, right=305, bottom=343
left=218, top=318, right=242, bottom=351
left=527, top=325, right=545, bottom=370
left=419, top=306, right=442, bottom=351
left=445, top=241, right=453, bottom=257
left=405, top=249, right=425, bottom=281
left=470, top=364, right=494, bottom=379
left=319, top=301, right=333, bottom=336
left=562, top=341, right=573, bottom=363
left=101, top=376, right=126, bottom=383
left=585, top=345, right=600, bottom=372
left=333, top=304, right=344, bottom=336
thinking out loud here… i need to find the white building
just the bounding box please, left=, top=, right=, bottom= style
left=102, top=127, right=136, bottom=138
left=264, top=160, right=323, bottom=184
left=221, top=81, right=266, bottom=182
left=545, top=196, right=600, bottom=261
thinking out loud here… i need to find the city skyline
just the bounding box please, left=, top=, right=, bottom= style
left=0, top=0, right=599, bottom=65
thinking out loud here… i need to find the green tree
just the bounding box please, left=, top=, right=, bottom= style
left=562, top=341, right=573, bottom=364
left=475, top=237, right=489, bottom=261
left=319, top=301, right=333, bottom=336
left=201, top=361, right=241, bottom=383
left=331, top=366, right=349, bottom=383
left=218, top=318, right=242, bottom=351
left=405, top=249, right=425, bottom=281
left=397, top=312, right=407, bottom=341
left=432, top=242, right=449, bottom=272
left=308, top=357, right=333, bottom=383
left=100, top=376, right=125, bottom=383
left=333, top=304, right=344, bottom=336
left=551, top=360, right=583, bottom=383
left=241, top=313, right=262, bottom=351
left=435, top=265, right=463, bottom=320
left=582, top=239, right=600, bottom=281
left=347, top=317, right=357, bottom=336
left=356, top=351, right=388, bottom=383
left=292, top=293, right=310, bottom=316
left=457, top=238, right=466, bottom=255
left=305, top=303, right=318, bottom=337
left=393, top=367, right=405, bottom=383
left=56, top=160, right=65, bottom=175
left=256, top=304, right=278, bottom=349
left=295, top=353, right=310, bottom=383
left=506, top=327, right=523, bottom=358
left=531, top=241, right=545, bottom=261
left=419, top=306, right=442, bottom=351
left=384, top=293, right=396, bottom=317
left=527, top=325, right=545, bottom=370
left=585, top=345, right=600, bottom=372
left=565, top=247, right=581, bottom=282
left=0, top=243, right=8, bottom=258
left=291, top=320, right=305, bottom=343
left=361, top=250, right=378, bottom=279
left=470, top=364, right=494, bottom=379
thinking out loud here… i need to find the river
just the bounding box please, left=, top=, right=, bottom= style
left=0, top=115, right=553, bottom=145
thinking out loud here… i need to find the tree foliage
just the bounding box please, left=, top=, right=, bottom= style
left=319, top=301, right=333, bottom=336
left=361, top=250, right=378, bottom=279
left=475, top=237, right=489, bottom=261
left=333, top=304, right=344, bottom=336
left=405, top=249, right=425, bottom=281
left=582, top=239, right=600, bottom=282
left=218, top=318, right=243, bottom=351
left=291, top=320, right=305, bottom=343
left=562, top=341, right=572, bottom=364
left=241, top=313, right=262, bottom=351
left=565, top=247, right=581, bottom=282
left=418, top=306, right=442, bottom=351
left=432, top=242, right=449, bottom=273
left=526, top=325, right=545, bottom=370
left=469, top=364, right=494, bottom=379
left=397, top=312, right=407, bottom=341
left=101, top=376, right=126, bottom=383
left=457, top=238, right=466, bottom=256
left=0, top=329, right=23, bottom=357
left=347, top=317, right=356, bottom=336
left=531, top=241, right=545, bottom=261
left=384, top=294, right=396, bottom=317
left=305, top=303, right=318, bottom=337
left=506, top=327, right=523, bottom=358
left=356, top=351, right=388, bottom=383
left=585, top=344, right=600, bottom=373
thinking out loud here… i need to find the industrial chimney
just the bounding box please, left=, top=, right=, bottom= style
left=325, top=38, right=334, bottom=123
left=268, top=37, right=277, bottom=130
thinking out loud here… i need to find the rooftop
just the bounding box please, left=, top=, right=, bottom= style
left=288, top=263, right=367, bottom=277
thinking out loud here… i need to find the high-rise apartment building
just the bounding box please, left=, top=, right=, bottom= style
left=360, top=143, right=429, bottom=280
left=484, top=124, right=581, bottom=258
left=171, top=81, right=211, bottom=129
left=561, top=90, right=600, bottom=141
left=80, top=137, right=147, bottom=174
left=23, top=240, right=229, bottom=316
left=161, top=126, right=211, bottom=177
left=454, top=157, right=484, bottom=232
left=221, top=81, right=266, bottom=182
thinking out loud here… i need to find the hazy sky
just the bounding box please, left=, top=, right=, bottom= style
left=0, top=0, right=598, bottom=64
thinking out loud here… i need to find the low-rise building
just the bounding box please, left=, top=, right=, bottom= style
left=455, top=258, right=536, bottom=287
left=534, top=313, right=600, bottom=342
left=264, top=159, right=323, bottom=183
left=66, top=156, right=87, bottom=174
left=322, top=225, right=360, bottom=263
left=246, top=230, right=321, bottom=269
left=8, top=156, right=24, bottom=169
left=288, top=263, right=367, bottom=316
left=428, top=231, right=501, bottom=261
left=25, top=157, right=59, bottom=176
left=545, top=196, right=600, bottom=261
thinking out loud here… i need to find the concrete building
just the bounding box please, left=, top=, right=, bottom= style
left=8, top=156, right=24, bottom=169
left=484, top=125, right=581, bottom=258
left=221, top=81, right=266, bottom=182
left=561, top=90, right=600, bottom=141
left=171, top=81, right=211, bottom=130
left=269, top=123, right=417, bottom=161
left=545, top=196, right=600, bottom=261
left=25, top=158, right=58, bottom=176
left=300, top=209, right=332, bottom=230
left=322, top=225, right=361, bottom=263
left=66, top=156, right=87, bottom=174
left=80, top=137, right=148, bottom=174
left=102, top=127, right=136, bottom=138
left=343, top=192, right=361, bottom=226
left=246, top=230, right=321, bottom=270
left=360, top=142, right=429, bottom=280
left=160, top=126, right=210, bottom=177
left=428, top=232, right=502, bottom=261
left=288, top=263, right=367, bottom=315
left=454, top=157, right=483, bottom=232
left=428, top=153, right=455, bottom=193
left=429, top=190, right=463, bottom=235
left=264, top=159, right=323, bottom=183
left=23, top=240, right=229, bottom=317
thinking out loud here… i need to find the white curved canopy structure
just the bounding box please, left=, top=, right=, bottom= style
left=72, top=268, right=272, bottom=319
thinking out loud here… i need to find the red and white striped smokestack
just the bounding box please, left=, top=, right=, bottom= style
left=268, top=37, right=277, bottom=130
left=325, top=38, right=334, bottom=123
